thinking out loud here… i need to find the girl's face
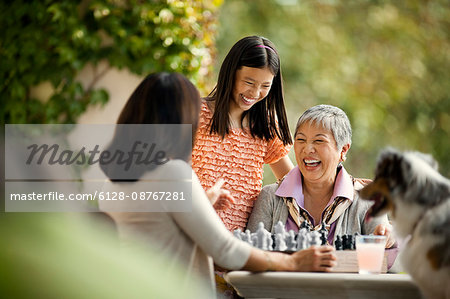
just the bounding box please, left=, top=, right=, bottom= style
left=294, top=121, right=349, bottom=186
left=231, top=66, right=274, bottom=115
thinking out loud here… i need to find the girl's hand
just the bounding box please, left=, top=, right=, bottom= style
left=206, top=179, right=235, bottom=211
left=373, top=223, right=396, bottom=248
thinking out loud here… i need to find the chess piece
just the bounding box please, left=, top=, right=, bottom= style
left=319, top=221, right=328, bottom=245
left=286, top=230, right=297, bottom=251
left=342, top=235, right=349, bottom=250
left=255, top=222, right=270, bottom=250
left=300, top=221, right=311, bottom=231
left=233, top=228, right=242, bottom=240
left=274, top=221, right=286, bottom=237
left=335, top=235, right=343, bottom=250
left=347, top=235, right=354, bottom=250
left=296, top=229, right=305, bottom=250
left=309, top=231, right=321, bottom=247
left=243, top=229, right=253, bottom=246
left=274, top=233, right=287, bottom=251
left=251, top=232, right=258, bottom=247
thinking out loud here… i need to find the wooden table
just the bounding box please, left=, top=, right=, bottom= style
left=224, top=271, right=423, bottom=299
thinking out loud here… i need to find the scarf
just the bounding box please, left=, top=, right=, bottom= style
left=283, top=196, right=352, bottom=233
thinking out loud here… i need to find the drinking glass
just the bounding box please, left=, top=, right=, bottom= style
left=355, top=235, right=386, bottom=274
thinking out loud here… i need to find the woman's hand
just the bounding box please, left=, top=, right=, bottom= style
left=373, top=223, right=396, bottom=248
left=289, top=245, right=336, bottom=272
left=205, top=179, right=235, bottom=211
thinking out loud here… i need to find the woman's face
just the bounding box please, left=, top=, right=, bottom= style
left=231, top=66, right=274, bottom=114
left=294, top=121, right=349, bottom=185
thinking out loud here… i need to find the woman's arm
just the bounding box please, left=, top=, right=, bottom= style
left=170, top=170, right=252, bottom=269
left=269, top=156, right=294, bottom=180
left=245, top=245, right=336, bottom=272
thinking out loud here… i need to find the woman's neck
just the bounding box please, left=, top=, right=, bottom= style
left=302, top=179, right=335, bottom=206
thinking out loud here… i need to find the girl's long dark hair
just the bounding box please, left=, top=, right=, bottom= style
left=207, top=36, right=292, bottom=146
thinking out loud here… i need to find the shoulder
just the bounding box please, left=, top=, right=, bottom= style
left=350, top=186, right=375, bottom=217
left=197, top=100, right=213, bottom=129
left=248, top=184, right=280, bottom=225
left=260, top=183, right=279, bottom=197
left=200, top=99, right=213, bottom=114
left=255, top=184, right=281, bottom=206
left=351, top=177, right=374, bottom=210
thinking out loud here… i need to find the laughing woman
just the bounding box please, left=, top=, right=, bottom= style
left=247, top=105, right=397, bottom=253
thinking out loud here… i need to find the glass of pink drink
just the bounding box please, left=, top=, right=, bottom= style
left=355, top=235, right=386, bottom=274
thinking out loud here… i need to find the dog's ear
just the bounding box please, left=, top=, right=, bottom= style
left=376, top=147, right=409, bottom=190
left=376, top=147, right=403, bottom=176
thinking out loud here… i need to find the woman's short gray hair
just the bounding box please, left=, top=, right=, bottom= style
left=295, top=104, right=352, bottom=150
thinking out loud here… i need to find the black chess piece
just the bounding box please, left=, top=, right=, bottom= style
left=320, top=234, right=327, bottom=245
left=300, top=221, right=310, bottom=231
left=335, top=235, right=342, bottom=250
left=342, top=235, right=349, bottom=250
left=347, top=235, right=354, bottom=250
left=319, top=222, right=328, bottom=245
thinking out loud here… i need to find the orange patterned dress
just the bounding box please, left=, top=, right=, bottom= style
left=192, top=102, right=291, bottom=231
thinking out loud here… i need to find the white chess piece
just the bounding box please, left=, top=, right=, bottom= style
left=256, top=222, right=269, bottom=250
left=286, top=230, right=297, bottom=251
left=274, top=221, right=286, bottom=237
left=309, top=231, right=321, bottom=246
left=233, top=228, right=242, bottom=240
left=297, top=228, right=308, bottom=250
left=274, top=233, right=287, bottom=251
left=243, top=229, right=253, bottom=246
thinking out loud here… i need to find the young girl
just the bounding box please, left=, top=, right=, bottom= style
left=192, top=36, right=294, bottom=231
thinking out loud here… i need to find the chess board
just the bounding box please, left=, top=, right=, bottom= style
left=236, top=221, right=388, bottom=273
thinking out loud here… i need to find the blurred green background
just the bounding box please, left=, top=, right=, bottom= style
left=2, top=0, right=449, bottom=178
left=214, top=0, right=450, bottom=182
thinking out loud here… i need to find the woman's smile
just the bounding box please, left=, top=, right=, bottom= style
left=240, top=94, right=258, bottom=106
left=303, top=158, right=321, bottom=169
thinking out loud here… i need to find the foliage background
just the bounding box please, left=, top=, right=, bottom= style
left=1, top=0, right=221, bottom=124
left=214, top=0, right=450, bottom=181
left=2, top=0, right=449, bottom=180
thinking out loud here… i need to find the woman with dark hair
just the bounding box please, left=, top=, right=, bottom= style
left=100, top=73, right=336, bottom=298
left=192, top=36, right=294, bottom=232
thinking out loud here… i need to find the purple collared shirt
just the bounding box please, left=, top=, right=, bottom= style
left=275, top=166, right=354, bottom=244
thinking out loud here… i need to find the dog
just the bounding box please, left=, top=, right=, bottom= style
left=360, top=148, right=450, bottom=299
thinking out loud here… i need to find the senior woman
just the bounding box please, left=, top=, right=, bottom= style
left=247, top=104, right=396, bottom=250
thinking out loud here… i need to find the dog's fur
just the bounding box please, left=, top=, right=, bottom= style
left=360, top=148, right=450, bottom=299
